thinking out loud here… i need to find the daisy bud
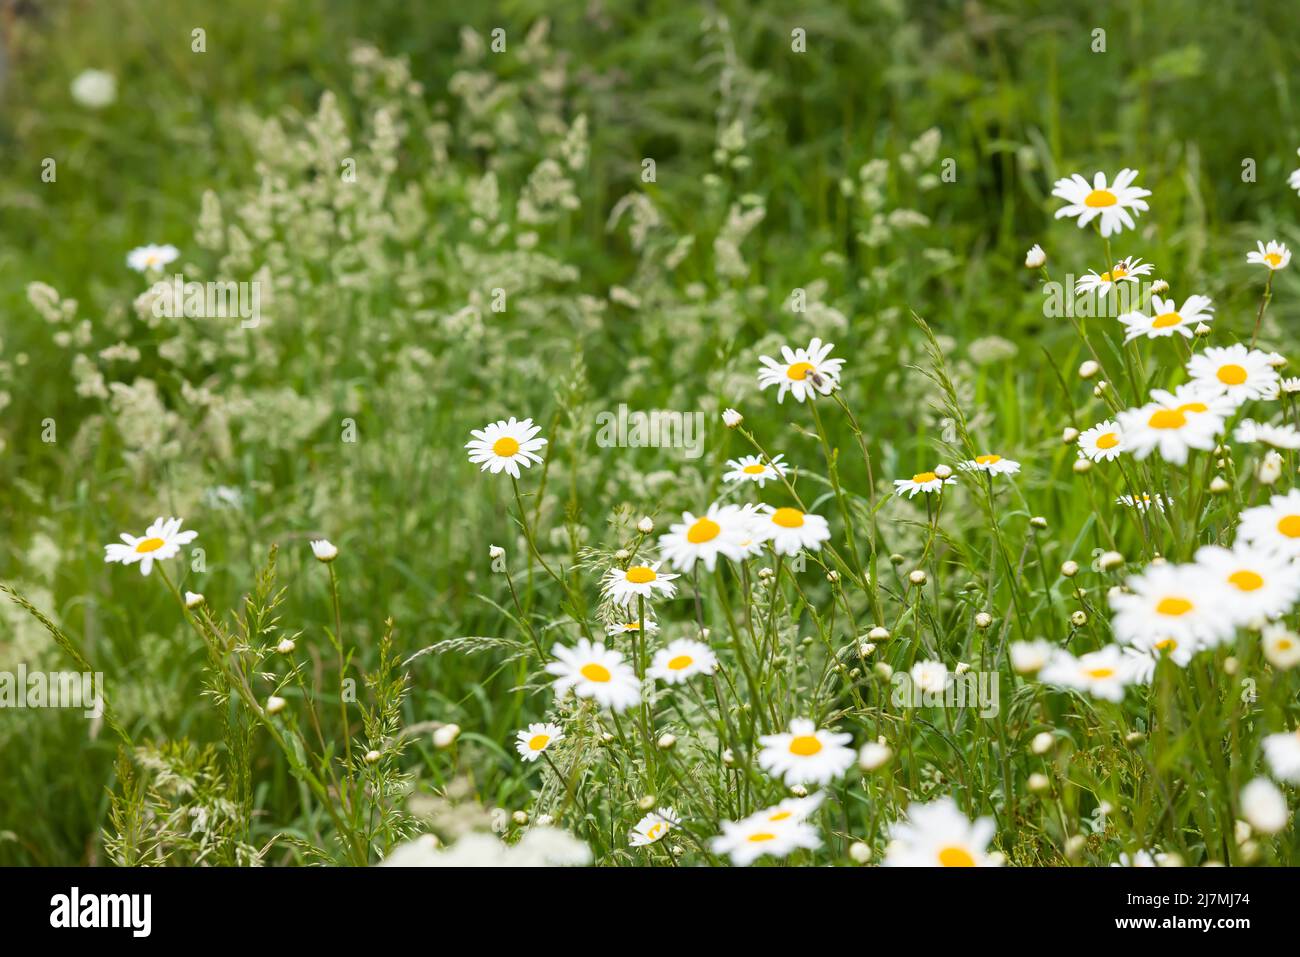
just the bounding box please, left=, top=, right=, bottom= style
left=858, top=642, right=876, bottom=657
left=1194, top=322, right=1211, bottom=337
left=1070, top=610, right=1088, bottom=627
left=1210, top=475, right=1230, bottom=494
left=1150, top=554, right=1167, bottom=565
left=1024, top=244, right=1046, bottom=269
left=1241, top=779, right=1288, bottom=835
left=310, top=539, right=338, bottom=563
left=364, top=749, right=381, bottom=764
left=722, top=748, right=735, bottom=767
left=974, top=612, right=992, bottom=630
left=1072, top=458, right=1091, bottom=474
left=1030, top=515, right=1048, bottom=529
left=988, top=852, right=1006, bottom=866
left=1216, top=458, right=1227, bottom=468
left=537, top=814, right=554, bottom=827
left=638, top=795, right=656, bottom=811
left=637, top=517, right=654, bottom=534
left=849, top=841, right=873, bottom=863
left=1092, top=381, right=1107, bottom=397
left=488, top=544, right=505, bottom=560
left=265, top=695, right=287, bottom=715
left=1078, top=360, right=1100, bottom=379
left=512, top=810, right=529, bottom=826
left=1098, top=551, right=1124, bottom=571
left=1157, top=852, right=1184, bottom=868
left=184, top=591, right=205, bottom=609
left=1125, top=731, right=1145, bottom=745
left=1257, top=450, right=1284, bottom=485
left=1060, top=560, right=1079, bottom=578
left=433, top=723, right=461, bottom=748
left=721, top=408, right=743, bottom=429
left=826, top=569, right=840, bottom=583
left=890, top=553, right=905, bottom=565
left=873, top=662, right=894, bottom=681
left=1028, top=772, right=1051, bottom=795
left=858, top=741, right=892, bottom=771
left=934, top=464, right=953, bottom=479
left=790, top=784, right=808, bottom=798
left=758, top=566, right=774, bottom=580
left=656, top=733, right=677, bottom=750
left=1151, top=279, right=1169, bottom=294
left=868, top=625, right=890, bottom=641
left=614, top=548, right=630, bottom=561
left=276, top=637, right=296, bottom=655
left=1240, top=840, right=1261, bottom=864
left=1065, top=835, right=1086, bottom=859
left=1235, top=820, right=1252, bottom=845
left=1062, top=427, right=1079, bottom=444
left=908, top=569, right=927, bottom=586
left=1223, top=656, right=1239, bottom=675
left=1031, top=732, right=1054, bottom=755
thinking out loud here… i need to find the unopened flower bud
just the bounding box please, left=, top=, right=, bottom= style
left=1031, top=732, right=1054, bottom=755
left=1070, top=610, right=1088, bottom=627
left=849, top=841, right=873, bottom=863
left=1030, top=515, right=1048, bottom=529
left=657, top=733, right=677, bottom=750
left=276, top=638, right=296, bottom=655
left=1028, top=772, right=1051, bottom=794
left=1210, top=476, right=1230, bottom=494
left=184, top=591, right=205, bottom=609
left=365, top=749, right=382, bottom=764
left=1061, top=560, right=1079, bottom=578
left=1062, top=427, right=1079, bottom=444
left=488, top=544, right=505, bottom=560
left=868, top=626, right=890, bottom=641
left=310, top=539, right=338, bottom=563
left=974, top=612, right=992, bottom=630
left=934, top=464, right=953, bottom=479
left=266, top=695, right=287, bottom=715
left=638, top=794, right=656, bottom=811
left=722, top=408, right=743, bottom=429
left=908, top=569, right=927, bottom=586
left=858, top=741, right=892, bottom=770
left=1073, top=458, right=1092, bottom=474
left=1099, top=551, right=1124, bottom=571
left=637, top=517, right=654, bottom=534
left=512, top=810, right=529, bottom=826
left=433, top=723, right=461, bottom=748
left=874, top=662, right=894, bottom=681
left=1078, top=360, right=1100, bottom=379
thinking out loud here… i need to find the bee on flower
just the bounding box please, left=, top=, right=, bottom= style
left=1075, top=256, right=1154, bottom=297
left=1118, top=294, right=1213, bottom=343
left=957, top=453, right=1021, bottom=477
left=1186, top=345, right=1280, bottom=406
left=601, top=561, right=679, bottom=607
left=465, top=417, right=547, bottom=478
left=893, top=468, right=956, bottom=498
left=103, top=517, right=198, bottom=576
left=756, top=718, right=855, bottom=785
left=1076, top=420, right=1125, bottom=462
left=629, top=807, right=679, bottom=847
left=545, top=639, right=640, bottom=712
left=710, top=804, right=822, bottom=866
left=647, top=638, right=718, bottom=684
left=883, top=797, right=999, bottom=867
left=656, top=503, right=752, bottom=572
left=1115, top=401, right=1223, bottom=465
left=723, top=453, right=789, bottom=489
left=752, top=505, right=831, bottom=556
left=756, top=337, right=845, bottom=403
left=1051, top=169, right=1151, bottom=237
left=514, top=722, right=563, bottom=762
left=1246, top=240, right=1291, bottom=271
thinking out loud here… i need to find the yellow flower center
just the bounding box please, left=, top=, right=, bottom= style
left=789, top=735, right=823, bottom=756
left=771, top=507, right=805, bottom=528
left=1278, top=638, right=1294, bottom=650
left=787, top=361, right=815, bottom=381
left=667, top=655, right=693, bottom=671
left=911, top=471, right=937, bottom=484
left=1265, top=252, right=1283, bottom=267
left=1085, top=667, right=1116, bottom=679
left=1176, top=402, right=1207, bottom=413
left=1278, top=515, right=1300, bottom=538
left=769, top=810, right=793, bottom=822
left=646, top=823, right=666, bottom=840
left=686, top=517, right=720, bottom=544
left=1228, top=570, right=1264, bottom=592
left=1216, top=364, right=1248, bottom=386
left=1096, top=432, right=1120, bottom=449
left=1156, top=597, right=1194, bottom=616
left=528, top=734, right=549, bottom=751
left=938, top=845, right=976, bottom=867
left=975, top=454, right=1001, bottom=465
left=624, top=566, right=657, bottom=584
left=580, top=663, right=611, bottom=683
left=742, top=463, right=767, bottom=474
left=1111, top=264, right=1129, bottom=279
left=1151, top=312, right=1182, bottom=329
left=135, top=537, right=166, bottom=553
left=492, top=436, right=520, bottom=456
left=1154, top=638, right=1178, bottom=652
left=1147, top=409, right=1186, bottom=429
left=1084, top=189, right=1118, bottom=207
left=747, top=832, right=777, bottom=843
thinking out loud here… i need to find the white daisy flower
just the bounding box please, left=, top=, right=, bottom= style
left=752, top=505, right=831, bottom=557
left=1024, top=244, right=1046, bottom=269
left=1118, top=294, right=1213, bottom=343
left=1075, top=256, right=1154, bottom=296
left=755, top=792, right=826, bottom=826
left=723, top=453, right=788, bottom=488
left=910, top=659, right=950, bottom=694
left=310, top=539, right=339, bottom=562
left=883, top=797, right=999, bottom=867
left=1283, top=377, right=1300, bottom=395
left=545, top=639, right=640, bottom=713
left=515, top=722, right=563, bottom=762
left=657, top=503, right=751, bottom=572
left=1262, top=623, right=1300, bottom=669
left=1116, top=401, right=1223, bottom=465
left=70, top=69, right=117, bottom=109
left=1116, top=492, right=1172, bottom=513
left=1233, top=418, right=1300, bottom=450
left=1051, top=169, right=1151, bottom=237
left=647, top=638, right=718, bottom=684
left=721, top=407, right=743, bottom=428
left=601, top=561, right=679, bottom=607
left=710, top=807, right=821, bottom=866
left=465, top=417, right=547, bottom=478
left=1077, top=420, right=1125, bottom=462
left=1121, top=637, right=1196, bottom=677
left=958, top=453, right=1021, bottom=476
left=1263, top=728, right=1300, bottom=783
left=756, top=337, right=845, bottom=403
left=1240, top=779, right=1289, bottom=835
left=629, top=807, right=679, bottom=847
left=893, top=469, right=957, bottom=498
left=1186, top=344, right=1280, bottom=406
left=1010, top=639, right=1054, bottom=675
left=1193, top=543, right=1300, bottom=626
left=1039, top=645, right=1137, bottom=702
left=1238, top=488, right=1300, bottom=558
left=604, top=619, right=659, bottom=637
left=1247, top=240, right=1291, bottom=271
left=126, top=244, right=179, bottom=272
left=756, top=718, right=855, bottom=785
left=1110, top=562, right=1236, bottom=649
left=103, top=517, right=198, bottom=577
left=1148, top=383, right=1238, bottom=420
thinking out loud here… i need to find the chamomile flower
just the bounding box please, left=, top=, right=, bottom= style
left=126, top=244, right=179, bottom=273
left=1118, top=294, right=1213, bottom=343
left=1247, top=240, right=1291, bottom=271
left=1077, top=421, right=1126, bottom=462
left=465, top=417, right=547, bottom=478
left=958, top=454, right=1021, bottom=476
left=756, top=337, right=845, bottom=403
left=601, top=561, right=679, bottom=607
left=657, top=503, right=750, bottom=572
left=1051, top=169, right=1151, bottom=237
left=1075, top=256, right=1154, bottom=296
left=605, top=619, right=659, bottom=637
left=884, top=797, right=999, bottom=867
left=647, top=638, right=718, bottom=684
left=103, top=517, right=198, bottom=576
left=1193, top=543, right=1300, bottom=626
left=514, top=722, right=563, bottom=762
left=1039, top=645, right=1137, bottom=702
left=1116, top=402, right=1223, bottom=465
left=1121, top=637, right=1197, bottom=676
left=1283, top=377, right=1300, bottom=395
left=893, top=469, right=956, bottom=498
left=723, top=453, right=788, bottom=488
left=1233, top=418, right=1300, bottom=450
left=1116, top=492, right=1171, bottom=512
left=1186, top=344, right=1280, bottom=406
left=1010, top=639, right=1054, bottom=675
left=1262, top=728, right=1300, bottom=783
left=1148, top=383, right=1238, bottom=420
left=1110, top=562, right=1236, bottom=649
left=545, top=639, right=640, bottom=713
left=752, top=505, right=831, bottom=557
left=710, top=808, right=821, bottom=866
left=1238, top=488, right=1300, bottom=558
left=1262, top=623, right=1300, bottom=669
left=629, top=807, right=679, bottom=847
left=756, top=718, right=855, bottom=785
left=756, top=792, right=826, bottom=826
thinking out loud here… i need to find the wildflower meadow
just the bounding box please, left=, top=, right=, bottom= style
left=3, top=0, right=1300, bottom=891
